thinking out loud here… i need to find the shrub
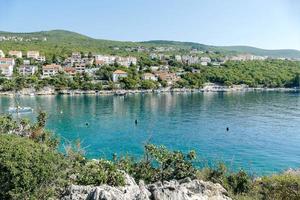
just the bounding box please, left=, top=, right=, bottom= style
left=259, top=174, right=300, bottom=200
left=117, top=144, right=197, bottom=184
left=76, top=160, right=125, bottom=186
left=0, top=135, right=68, bottom=200
left=227, top=170, right=251, bottom=194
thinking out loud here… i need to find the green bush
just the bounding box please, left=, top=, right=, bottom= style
left=0, top=135, right=68, bottom=200
left=259, top=174, right=300, bottom=200
left=76, top=160, right=125, bottom=186
left=117, top=144, right=197, bottom=184
left=227, top=170, right=251, bottom=194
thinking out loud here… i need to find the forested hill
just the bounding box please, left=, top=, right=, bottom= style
left=0, top=29, right=300, bottom=59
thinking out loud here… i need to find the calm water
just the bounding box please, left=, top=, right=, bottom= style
left=1, top=91, right=300, bottom=175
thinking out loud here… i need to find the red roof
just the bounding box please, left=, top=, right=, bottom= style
left=113, top=70, right=127, bottom=74
left=0, top=58, right=14, bottom=62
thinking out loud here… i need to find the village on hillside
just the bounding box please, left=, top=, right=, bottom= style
left=0, top=46, right=299, bottom=93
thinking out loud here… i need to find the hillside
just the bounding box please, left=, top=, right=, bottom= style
left=0, top=30, right=300, bottom=59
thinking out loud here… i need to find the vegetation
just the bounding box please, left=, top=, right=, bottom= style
left=1, top=114, right=300, bottom=199
left=1, top=30, right=300, bottom=61
left=202, top=60, right=300, bottom=87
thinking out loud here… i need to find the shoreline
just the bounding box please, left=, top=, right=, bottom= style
left=0, top=87, right=299, bottom=96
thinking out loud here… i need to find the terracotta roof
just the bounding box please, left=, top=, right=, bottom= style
left=43, top=64, right=61, bottom=69
left=0, top=58, right=14, bottom=62
left=113, top=70, right=127, bottom=74
left=64, top=67, right=76, bottom=72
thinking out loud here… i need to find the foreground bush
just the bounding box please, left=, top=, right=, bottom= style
left=258, top=174, right=300, bottom=200
left=0, top=135, right=67, bottom=199
left=116, top=144, right=197, bottom=184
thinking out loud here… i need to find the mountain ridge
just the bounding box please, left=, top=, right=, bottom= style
left=0, top=30, right=300, bottom=58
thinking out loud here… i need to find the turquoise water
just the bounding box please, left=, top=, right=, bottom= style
left=1, top=91, right=300, bottom=175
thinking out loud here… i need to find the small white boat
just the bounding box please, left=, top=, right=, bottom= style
left=8, top=106, right=33, bottom=113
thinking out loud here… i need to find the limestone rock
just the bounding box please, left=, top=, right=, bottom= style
left=62, top=174, right=231, bottom=200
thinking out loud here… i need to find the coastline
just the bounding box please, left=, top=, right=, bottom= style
left=0, top=86, right=299, bottom=96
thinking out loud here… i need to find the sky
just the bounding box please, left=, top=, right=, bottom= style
left=0, top=0, right=300, bottom=50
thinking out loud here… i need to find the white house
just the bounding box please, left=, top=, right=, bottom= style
left=42, top=64, right=61, bottom=78
left=0, top=58, right=14, bottom=78
left=8, top=50, right=22, bottom=58
left=95, top=55, right=137, bottom=67
left=27, top=51, right=40, bottom=59
left=116, top=56, right=137, bottom=67
left=36, top=56, right=46, bottom=62
left=175, top=55, right=182, bottom=62
left=23, top=60, right=31, bottom=65
left=19, top=65, right=37, bottom=76
left=112, top=70, right=128, bottom=82
left=95, top=55, right=116, bottom=65
left=0, top=57, right=15, bottom=66
left=0, top=50, right=4, bottom=58
left=200, top=57, right=211, bottom=63
left=142, top=73, right=158, bottom=81
left=75, top=63, right=86, bottom=74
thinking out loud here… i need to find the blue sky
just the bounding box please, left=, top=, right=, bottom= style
left=0, top=0, right=299, bottom=50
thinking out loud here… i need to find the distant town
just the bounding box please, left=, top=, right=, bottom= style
left=0, top=39, right=300, bottom=94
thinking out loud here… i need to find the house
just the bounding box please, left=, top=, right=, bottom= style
left=150, top=66, right=160, bottom=72
left=9, top=50, right=22, bottom=58
left=0, top=50, right=4, bottom=58
left=200, top=57, right=211, bottom=63
left=23, top=60, right=31, bottom=65
left=182, top=55, right=199, bottom=65
left=0, top=64, right=13, bottom=78
left=27, top=51, right=40, bottom=59
left=36, top=56, right=46, bottom=62
left=0, top=57, right=15, bottom=66
left=142, top=73, right=157, bottom=81
left=175, top=55, right=182, bottom=62
left=95, top=55, right=137, bottom=67
left=95, top=60, right=105, bottom=66
left=155, top=72, right=179, bottom=85
left=0, top=58, right=14, bottom=78
left=42, top=64, right=61, bottom=78
left=95, top=55, right=116, bottom=65
left=64, top=67, right=76, bottom=76
left=112, top=70, right=128, bottom=82
left=116, top=56, right=137, bottom=67
left=75, top=63, right=86, bottom=74
left=19, top=65, right=37, bottom=76
left=71, top=52, right=81, bottom=59
left=85, top=68, right=98, bottom=76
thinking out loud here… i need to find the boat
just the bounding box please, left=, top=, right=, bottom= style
left=8, top=106, right=33, bottom=113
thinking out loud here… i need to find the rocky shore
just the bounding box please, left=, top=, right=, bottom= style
left=0, top=86, right=298, bottom=97
left=62, top=173, right=231, bottom=200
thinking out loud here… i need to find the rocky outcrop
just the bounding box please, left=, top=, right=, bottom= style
left=62, top=174, right=231, bottom=200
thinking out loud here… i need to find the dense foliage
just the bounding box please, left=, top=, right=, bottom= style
left=202, top=60, right=300, bottom=87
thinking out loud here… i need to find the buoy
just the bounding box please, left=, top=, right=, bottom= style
left=226, top=127, right=229, bottom=131
left=85, top=122, right=89, bottom=126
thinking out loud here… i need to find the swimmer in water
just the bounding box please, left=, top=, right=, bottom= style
left=226, top=127, right=229, bottom=131
left=135, top=119, right=138, bottom=125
